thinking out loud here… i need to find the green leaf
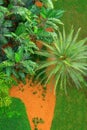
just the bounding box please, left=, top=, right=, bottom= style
left=0, top=61, right=15, bottom=68
left=15, top=23, right=26, bottom=35
left=18, top=71, right=26, bottom=83
left=21, top=60, right=37, bottom=75
left=49, top=18, right=64, bottom=25
left=40, top=12, right=46, bottom=19
left=12, top=69, right=19, bottom=79
left=4, top=47, right=14, bottom=60
left=0, top=12, right=3, bottom=18
left=4, top=20, right=12, bottom=27
left=18, top=71, right=25, bottom=79
left=0, top=6, right=9, bottom=13
left=37, top=60, right=57, bottom=70
left=6, top=67, right=12, bottom=76
left=15, top=52, right=22, bottom=63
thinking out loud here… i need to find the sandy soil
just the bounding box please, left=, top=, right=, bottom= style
left=10, top=79, right=56, bottom=130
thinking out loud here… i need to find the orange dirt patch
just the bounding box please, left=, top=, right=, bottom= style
left=35, top=1, right=43, bottom=7
left=36, top=40, right=43, bottom=49
left=45, top=27, right=54, bottom=32
left=10, top=79, right=56, bottom=130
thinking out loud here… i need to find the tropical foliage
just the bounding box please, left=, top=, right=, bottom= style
left=0, top=0, right=64, bottom=82
left=36, top=27, right=87, bottom=94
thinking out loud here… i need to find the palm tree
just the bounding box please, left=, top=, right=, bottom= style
left=36, top=27, right=87, bottom=94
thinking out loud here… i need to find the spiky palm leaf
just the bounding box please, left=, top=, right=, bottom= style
left=42, top=0, right=54, bottom=9
left=36, top=27, right=87, bottom=94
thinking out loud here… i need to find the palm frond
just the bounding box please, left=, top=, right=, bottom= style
left=36, top=27, right=87, bottom=94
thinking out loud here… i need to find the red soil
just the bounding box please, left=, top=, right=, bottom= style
left=35, top=1, right=43, bottom=7
left=36, top=40, right=43, bottom=49
left=45, top=28, right=54, bottom=32
left=10, top=79, right=56, bottom=130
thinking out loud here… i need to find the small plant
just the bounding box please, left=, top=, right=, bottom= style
left=0, top=87, right=12, bottom=108
left=32, top=91, right=37, bottom=95
left=36, top=27, right=87, bottom=94
left=0, top=72, right=17, bottom=109
left=43, top=86, right=47, bottom=90
left=41, top=86, right=47, bottom=100
left=32, top=117, right=44, bottom=130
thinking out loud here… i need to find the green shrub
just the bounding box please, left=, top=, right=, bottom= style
left=0, top=72, right=17, bottom=108
left=0, top=0, right=64, bottom=82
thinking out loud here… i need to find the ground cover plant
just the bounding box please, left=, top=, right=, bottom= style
left=0, top=72, right=16, bottom=107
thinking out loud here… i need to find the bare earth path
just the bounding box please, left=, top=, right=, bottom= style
left=10, top=79, right=56, bottom=130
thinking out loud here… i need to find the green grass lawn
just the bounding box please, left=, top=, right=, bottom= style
left=51, top=1, right=87, bottom=129
left=51, top=88, right=87, bottom=130
left=0, top=98, right=31, bottom=130
left=53, top=0, right=87, bottom=38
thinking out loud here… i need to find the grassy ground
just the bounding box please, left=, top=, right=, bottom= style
left=0, top=98, right=31, bottom=130
left=53, top=0, right=87, bottom=38
left=51, top=1, right=87, bottom=129
left=51, top=88, right=87, bottom=130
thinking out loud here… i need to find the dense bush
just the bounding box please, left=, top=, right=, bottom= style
left=0, top=0, right=64, bottom=82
